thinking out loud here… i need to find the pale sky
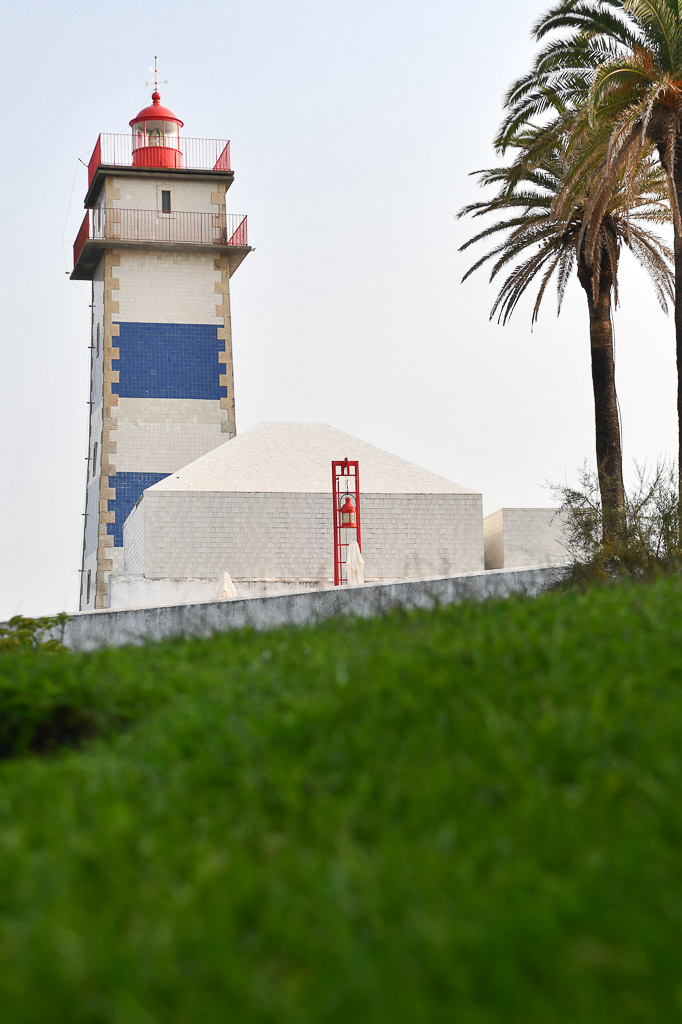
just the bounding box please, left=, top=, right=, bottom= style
left=0, top=0, right=676, bottom=619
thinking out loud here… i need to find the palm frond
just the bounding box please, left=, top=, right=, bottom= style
left=459, top=112, right=672, bottom=327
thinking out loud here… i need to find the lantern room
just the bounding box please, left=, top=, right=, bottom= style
left=129, top=90, right=184, bottom=168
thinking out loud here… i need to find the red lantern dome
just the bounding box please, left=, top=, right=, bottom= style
left=130, top=90, right=184, bottom=127
left=129, top=90, right=184, bottom=169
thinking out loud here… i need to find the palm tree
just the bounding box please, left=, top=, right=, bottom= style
left=500, top=0, right=682, bottom=507
left=459, top=128, right=673, bottom=542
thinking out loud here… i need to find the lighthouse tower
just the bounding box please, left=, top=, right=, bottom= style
left=72, top=86, right=250, bottom=609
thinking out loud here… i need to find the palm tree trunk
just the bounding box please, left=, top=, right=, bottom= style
left=653, top=141, right=681, bottom=535
left=578, top=262, right=626, bottom=545
left=674, top=231, right=682, bottom=523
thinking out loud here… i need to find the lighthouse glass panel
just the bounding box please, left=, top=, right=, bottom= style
left=144, top=121, right=164, bottom=145
left=164, top=122, right=180, bottom=148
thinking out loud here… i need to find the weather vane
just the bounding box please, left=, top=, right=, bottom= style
left=145, top=56, right=168, bottom=91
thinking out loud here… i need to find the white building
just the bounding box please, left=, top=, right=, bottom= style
left=110, top=422, right=485, bottom=609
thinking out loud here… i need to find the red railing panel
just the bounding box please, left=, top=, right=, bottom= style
left=213, top=142, right=231, bottom=172
left=105, top=209, right=247, bottom=246
left=87, top=134, right=232, bottom=179
left=227, top=215, right=248, bottom=247
left=73, top=211, right=90, bottom=267
left=87, top=137, right=102, bottom=187
left=73, top=208, right=248, bottom=270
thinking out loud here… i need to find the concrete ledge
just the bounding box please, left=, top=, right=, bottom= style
left=55, top=565, right=567, bottom=652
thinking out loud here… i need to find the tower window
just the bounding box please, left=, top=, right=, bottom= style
left=86, top=570, right=91, bottom=603
left=92, top=442, right=98, bottom=477
left=96, top=324, right=100, bottom=356
left=161, top=190, right=171, bottom=213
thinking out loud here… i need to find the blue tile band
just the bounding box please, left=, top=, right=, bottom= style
left=111, top=322, right=226, bottom=400
left=107, top=472, right=169, bottom=546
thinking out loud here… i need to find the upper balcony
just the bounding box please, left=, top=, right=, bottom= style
left=85, top=133, right=233, bottom=206
left=72, top=207, right=249, bottom=280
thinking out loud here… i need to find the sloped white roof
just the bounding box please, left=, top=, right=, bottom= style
left=150, top=422, right=476, bottom=495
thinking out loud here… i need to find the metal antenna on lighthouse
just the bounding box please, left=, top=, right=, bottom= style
left=145, top=56, right=168, bottom=90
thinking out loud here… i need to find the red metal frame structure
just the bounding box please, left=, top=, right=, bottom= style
left=332, top=459, right=361, bottom=586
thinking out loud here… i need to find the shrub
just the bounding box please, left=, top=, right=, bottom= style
left=0, top=614, right=94, bottom=758
left=552, top=462, right=682, bottom=586
left=0, top=613, right=71, bottom=654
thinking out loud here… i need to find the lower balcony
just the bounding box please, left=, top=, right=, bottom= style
left=72, top=208, right=249, bottom=280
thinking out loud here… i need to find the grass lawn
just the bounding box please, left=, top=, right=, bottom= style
left=1, top=578, right=682, bottom=1023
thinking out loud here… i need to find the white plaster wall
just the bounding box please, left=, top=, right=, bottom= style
left=81, top=552, right=98, bottom=610
left=84, top=476, right=101, bottom=557
left=84, top=391, right=103, bottom=551
left=81, top=259, right=106, bottom=609
left=112, top=176, right=222, bottom=216
left=135, top=491, right=484, bottom=581
left=87, top=403, right=103, bottom=479
left=112, top=250, right=222, bottom=325
left=90, top=266, right=105, bottom=405
left=112, top=398, right=226, bottom=474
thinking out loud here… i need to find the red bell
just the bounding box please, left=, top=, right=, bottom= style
left=340, top=495, right=356, bottom=528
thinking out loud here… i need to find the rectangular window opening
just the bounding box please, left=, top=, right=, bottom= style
left=92, top=442, right=98, bottom=477
left=86, top=570, right=91, bottom=603
left=161, top=190, right=171, bottom=213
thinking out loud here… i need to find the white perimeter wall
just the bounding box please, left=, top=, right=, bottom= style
left=125, top=490, right=485, bottom=582
left=108, top=576, right=335, bottom=610
left=54, top=566, right=564, bottom=651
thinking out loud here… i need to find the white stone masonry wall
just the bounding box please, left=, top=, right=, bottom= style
left=483, top=510, right=505, bottom=570
left=113, top=398, right=226, bottom=474
left=483, top=508, right=569, bottom=569
left=136, top=491, right=484, bottom=582
left=113, top=250, right=222, bottom=325
left=112, top=177, right=223, bottom=216
left=123, top=501, right=146, bottom=575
